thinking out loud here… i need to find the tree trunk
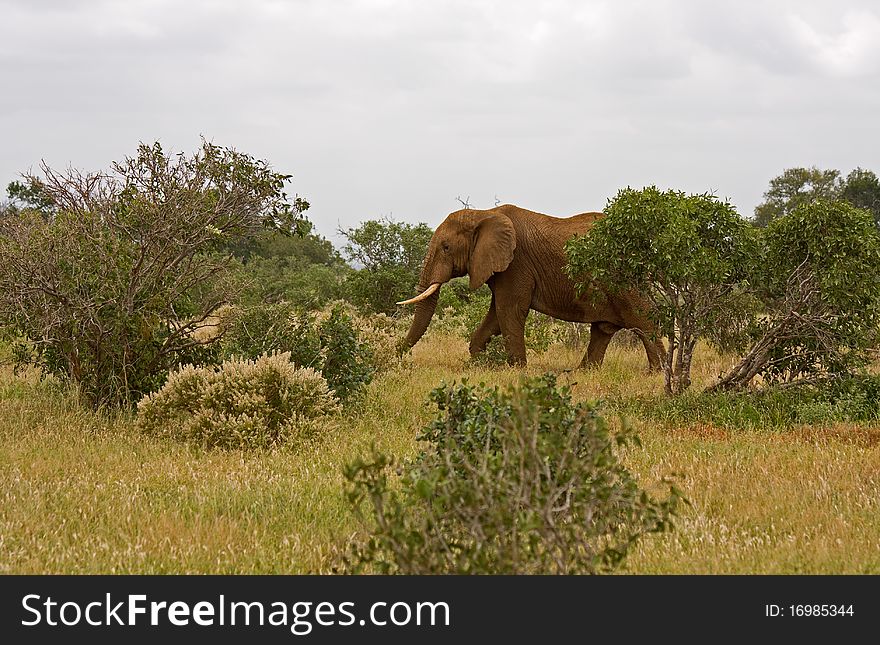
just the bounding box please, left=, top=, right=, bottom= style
left=707, top=318, right=790, bottom=393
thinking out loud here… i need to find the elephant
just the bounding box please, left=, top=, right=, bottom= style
left=398, top=204, right=665, bottom=370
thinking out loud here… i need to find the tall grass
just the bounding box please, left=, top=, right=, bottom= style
left=1, top=333, right=878, bottom=573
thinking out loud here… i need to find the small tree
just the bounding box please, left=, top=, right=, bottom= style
left=753, top=167, right=842, bottom=227
left=4, top=179, right=56, bottom=216
left=227, top=224, right=350, bottom=309
left=840, top=167, right=880, bottom=228
left=712, top=200, right=880, bottom=391
left=566, top=187, right=755, bottom=395
left=0, top=140, right=307, bottom=407
left=340, top=218, right=433, bottom=314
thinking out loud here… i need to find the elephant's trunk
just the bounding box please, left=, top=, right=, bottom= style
left=403, top=249, right=444, bottom=349
left=404, top=287, right=440, bottom=349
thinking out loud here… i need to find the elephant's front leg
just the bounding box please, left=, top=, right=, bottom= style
left=469, top=295, right=501, bottom=357
left=495, top=294, right=530, bottom=366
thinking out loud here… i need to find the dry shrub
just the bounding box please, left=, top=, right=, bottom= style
left=137, top=352, right=339, bottom=449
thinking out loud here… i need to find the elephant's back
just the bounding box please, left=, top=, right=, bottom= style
left=563, top=211, right=604, bottom=234
left=529, top=211, right=603, bottom=244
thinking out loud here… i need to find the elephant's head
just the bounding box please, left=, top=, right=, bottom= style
left=399, top=208, right=516, bottom=349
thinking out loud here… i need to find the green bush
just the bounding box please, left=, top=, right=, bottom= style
left=137, top=352, right=339, bottom=449
left=343, top=374, right=682, bottom=574
left=230, top=258, right=348, bottom=310
left=220, top=301, right=375, bottom=404
left=314, top=304, right=376, bottom=404
left=755, top=200, right=880, bottom=383
left=524, top=313, right=581, bottom=352
left=432, top=283, right=492, bottom=337
left=220, top=301, right=319, bottom=363
left=616, top=375, right=880, bottom=430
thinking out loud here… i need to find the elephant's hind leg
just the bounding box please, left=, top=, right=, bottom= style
left=617, top=308, right=666, bottom=372
left=469, top=297, right=501, bottom=357
left=639, top=333, right=666, bottom=373
left=580, top=321, right=620, bottom=369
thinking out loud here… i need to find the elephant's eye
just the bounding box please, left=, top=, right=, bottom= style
left=442, top=243, right=450, bottom=252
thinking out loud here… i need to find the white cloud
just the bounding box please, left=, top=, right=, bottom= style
left=789, top=9, right=880, bottom=77
left=1, top=0, right=878, bottom=238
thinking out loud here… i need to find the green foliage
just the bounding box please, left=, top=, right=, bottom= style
left=316, top=304, right=377, bottom=404
left=567, top=187, right=753, bottom=309
left=343, top=374, right=682, bottom=574
left=468, top=336, right=509, bottom=366
left=754, top=167, right=842, bottom=227
left=220, top=302, right=318, bottom=364
left=840, top=168, right=880, bottom=228
left=466, top=320, right=577, bottom=367
left=432, top=281, right=492, bottom=335
left=340, top=219, right=433, bottom=314
left=566, top=186, right=755, bottom=394
left=617, top=375, right=880, bottom=430
left=344, top=266, right=418, bottom=316
left=753, top=166, right=880, bottom=229
left=0, top=140, right=307, bottom=408
left=230, top=256, right=349, bottom=310
left=225, top=225, right=351, bottom=309
left=226, top=224, right=335, bottom=263
left=525, top=313, right=582, bottom=352
left=5, top=179, right=55, bottom=215
left=137, top=352, right=339, bottom=449
left=220, top=302, right=375, bottom=404
left=436, top=276, right=487, bottom=312
left=753, top=200, right=880, bottom=384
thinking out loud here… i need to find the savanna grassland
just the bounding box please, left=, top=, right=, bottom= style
left=2, top=332, right=878, bottom=574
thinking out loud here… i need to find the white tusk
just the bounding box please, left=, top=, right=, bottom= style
left=396, top=282, right=441, bottom=305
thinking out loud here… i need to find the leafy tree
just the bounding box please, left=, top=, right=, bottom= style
left=712, top=200, right=880, bottom=391
left=340, top=218, right=433, bottom=314
left=4, top=179, right=56, bottom=216
left=753, top=167, right=842, bottom=227
left=344, top=374, right=682, bottom=574
left=227, top=224, right=351, bottom=309
left=226, top=222, right=337, bottom=265
left=231, top=259, right=349, bottom=309
left=0, top=140, right=307, bottom=407
left=840, top=167, right=880, bottom=228
left=566, top=187, right=756, bottom=395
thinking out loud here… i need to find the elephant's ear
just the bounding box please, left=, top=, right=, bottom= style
left=469, top=213, right=516, bottom=289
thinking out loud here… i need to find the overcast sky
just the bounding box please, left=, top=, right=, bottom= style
left=2, top=0, right=879, bottom=243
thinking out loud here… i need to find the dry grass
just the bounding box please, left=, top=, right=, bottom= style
left=1, top=332, right=879, bottom=573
